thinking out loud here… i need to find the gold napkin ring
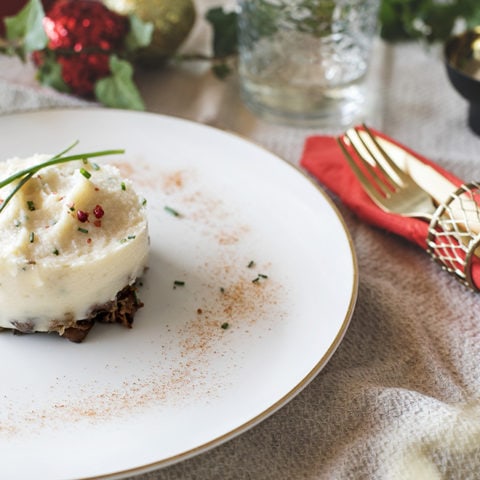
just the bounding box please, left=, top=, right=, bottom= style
left=426, top=182, right=480, bottom=292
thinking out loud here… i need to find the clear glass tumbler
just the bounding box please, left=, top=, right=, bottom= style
left=237, top=0, right=380, bottom=127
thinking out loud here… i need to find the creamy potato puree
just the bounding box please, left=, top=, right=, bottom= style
left=0, top=154, right=148, bottom=334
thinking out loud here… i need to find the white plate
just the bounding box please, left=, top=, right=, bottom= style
left=0, top=109, right=357, bottom=480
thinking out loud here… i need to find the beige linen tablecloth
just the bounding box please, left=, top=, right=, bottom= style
left=2, top=2, right=480, bottom=478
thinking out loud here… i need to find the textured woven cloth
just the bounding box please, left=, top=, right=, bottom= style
left=2, top=10, right=480, bottom=480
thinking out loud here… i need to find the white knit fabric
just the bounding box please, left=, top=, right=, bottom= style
left=1, top=10, right=480, bottom=479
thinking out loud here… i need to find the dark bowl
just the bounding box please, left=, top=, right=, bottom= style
left=445, top=28, right=480, bottom=135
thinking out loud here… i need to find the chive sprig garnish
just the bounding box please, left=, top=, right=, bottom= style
left=0, top=141, right=124, bottom=214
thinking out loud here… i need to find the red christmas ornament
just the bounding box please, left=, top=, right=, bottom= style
left=36, top=0, right=129, bottom=97
left=56, top=53, right=111, bottom=97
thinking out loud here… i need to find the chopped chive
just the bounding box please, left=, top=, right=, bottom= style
left=164, top=205, right=180, bottom=217
left=121, top=181, right=126, bottom=191
left=220, top=287, right=225, bottom=293
left=91, top=162, right=100, bottom=171
left=52, top=248, right=59, bottom=256
left=173, top=280, right=185, bottom=289
left=79, top=167, right=91, bottom=179
left=221, top=322, right=230, bottom=330
left=120, top=235, right=136, bottom=243
left=77, top=227, right=88, bottom=234
left=29, top=232, right=35, bottom=243
left=247, top=260, right=255, bottom=268
left=252, top=273, right=268, bottom=283
left=141, top=198, right=147, bottom=206
left=27, top=200, right=35, bottom=211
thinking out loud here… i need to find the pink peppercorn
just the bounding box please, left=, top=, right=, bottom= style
left=77, top=210, right=89, bottom=222
left=93, top=204, right=104, bottom=219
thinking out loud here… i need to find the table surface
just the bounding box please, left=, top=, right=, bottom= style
left=1, top=1, right=480, bottom=479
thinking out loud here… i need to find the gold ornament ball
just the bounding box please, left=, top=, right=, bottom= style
left=103, top=0, right=196, bottom=65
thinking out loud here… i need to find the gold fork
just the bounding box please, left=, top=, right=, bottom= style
left=336, top=125, right=436, bottom=220
left=337, top=124, right=480, bottom=289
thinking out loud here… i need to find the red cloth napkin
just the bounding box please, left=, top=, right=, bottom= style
left=300, top=129, right=480, bottom=289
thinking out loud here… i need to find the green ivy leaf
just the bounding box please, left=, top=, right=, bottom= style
left=379, top=0, right=409, bottom=42
left=211, top=62, right=232, bottom=79
left=467, top=11, right=480, bottom=29
left=125, top=14, right=154, bottom=52
left=4, top=0, right=47, bottom=60
left=36, top=52, right=70, bottom=93
left=205, top=7, right=238, bottom=58
left=94, top=55, right=145, bottom=111
left=379, top=0, right=480, bottom=43
left=421, top=4, right=458, bottom=43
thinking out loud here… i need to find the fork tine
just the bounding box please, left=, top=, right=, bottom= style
left=336, top=136, right=387, bottom=204
left=345, top=127, right=402, bottom=191
left=343, top=129, right=397, bottom=196
left=356, top=124, right=409, bottom=185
